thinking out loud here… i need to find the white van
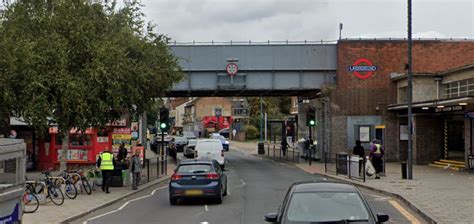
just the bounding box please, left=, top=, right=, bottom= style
left=194, top=139, right=225, bottom=168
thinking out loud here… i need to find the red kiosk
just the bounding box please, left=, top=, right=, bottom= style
left=38, top=127, right=112, bottom=170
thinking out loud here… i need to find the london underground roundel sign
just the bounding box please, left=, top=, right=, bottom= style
left=226, top=63, right=238, bottom=77
left=348, top=58, right=377, bottom=80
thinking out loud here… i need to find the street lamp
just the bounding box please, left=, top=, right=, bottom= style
left=407, top=0, right=414, bottom=180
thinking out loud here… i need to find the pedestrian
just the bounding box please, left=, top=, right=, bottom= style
left=281, top=136, right=290, bottom=157
left=369, top=139, right=384, bottom=179
left=352, top=140, right=365, bottom=174
left=304, top=137, right=311, bottom=161
left=117, top=142, right=128, bottom=163
left=97, top=147, right=114, bottom=193
left=130, top=149, right=142, bottom=190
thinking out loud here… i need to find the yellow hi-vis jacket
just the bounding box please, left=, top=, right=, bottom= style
left=100, top=152, right=114, bottom=170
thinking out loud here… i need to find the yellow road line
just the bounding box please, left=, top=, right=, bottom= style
left=388, top=199, right=421, bottom=224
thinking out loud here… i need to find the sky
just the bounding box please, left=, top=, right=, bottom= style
left=137, top=0, right=474, bottom=43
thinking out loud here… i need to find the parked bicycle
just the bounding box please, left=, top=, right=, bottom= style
left=55, top=171, right=78, bottom=199
left=69, top=169, right=93, bottom=195
left=22, top=185, right=39, bottom=213
left=26, top=170, right=65, bottom=206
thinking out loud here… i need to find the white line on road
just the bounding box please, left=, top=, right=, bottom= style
left=200, top=222, right=209, bottom=224
left=240, top=179, right=246, bottom=186
left=205, top=205, right=209, bottom=211
left=83, top=185, right=168, bottom=224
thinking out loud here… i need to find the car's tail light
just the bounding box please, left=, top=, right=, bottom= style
left=171, top=173, right=182, bottom=181
left=206, top=173, right=219, bottom=180
left=221, top=150, right=224, bottom=157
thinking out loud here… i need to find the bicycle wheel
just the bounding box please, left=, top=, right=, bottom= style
left=23, top=191, right=39, bottom=213
left=64, top=181, right=78, bottom=199
left=48, top=185, right=65, bottom=206
left=82, top=178, right=92, bottom=195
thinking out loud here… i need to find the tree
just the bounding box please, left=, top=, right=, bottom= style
left=0, top=0, right=183, bottom=170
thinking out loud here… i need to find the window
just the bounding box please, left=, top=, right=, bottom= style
left=0, top=159, right=18, bottom=186
left=398, top=87, right=408, bottom=103
left=443, top=78, right=474, bottom=98
left=177, top=164, right=212, bottom=173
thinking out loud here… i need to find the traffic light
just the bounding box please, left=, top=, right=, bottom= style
left=159, top=107, right=170, bottom=131
left=306, top=109, right=316, bottom=127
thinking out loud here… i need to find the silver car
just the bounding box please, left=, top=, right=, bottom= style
left=184, top=139, right=198, bottom=158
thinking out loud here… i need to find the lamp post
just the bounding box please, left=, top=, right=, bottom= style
left=407, top=0, right=414, bottom=180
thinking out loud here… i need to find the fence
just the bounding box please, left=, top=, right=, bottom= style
left=324, top=152, right=366, bottom=182
left=264, top=144, right=301, bottom=163
left=142, top=157, right=170, bottom=184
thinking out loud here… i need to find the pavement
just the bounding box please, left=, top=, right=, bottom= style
left=23, top=158, right=175, bottom=224
left=230, top=140, right=474, bottom=224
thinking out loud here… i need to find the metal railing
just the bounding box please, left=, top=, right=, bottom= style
left=324, top=152, right=366, bottom=182
left=264, top=144, right=300, bottom=163
left=143, top=156, right=170, bottom=184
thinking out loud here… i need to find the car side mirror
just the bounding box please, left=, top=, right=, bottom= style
left=376, top=213, right=389, bottom=223
left=264, top=213, right=278, bottom=223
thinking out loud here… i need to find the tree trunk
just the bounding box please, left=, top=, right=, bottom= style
left=60, top=132, right=69, bottom=171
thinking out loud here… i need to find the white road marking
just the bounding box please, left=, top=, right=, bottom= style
left=227, top=188, right=231, bottom=195
left=83, top=185, right=168, bottom=224
left=200, top=222, right=209, bottom=224
left=240, top=179, right=246, bottom=185
left=204, top=205, right=209, bottom=211
left=365, top=193, right=391, bottom=201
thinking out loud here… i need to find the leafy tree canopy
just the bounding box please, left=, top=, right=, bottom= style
left=0, top=0, right=183, bottom=136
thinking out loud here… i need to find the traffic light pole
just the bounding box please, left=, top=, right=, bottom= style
left=161, top=130, right=165, bottom=175
left=309, top=126, right=312, bottom=166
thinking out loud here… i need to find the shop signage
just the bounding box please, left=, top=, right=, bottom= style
left=226, top=63, right=238, bottom=77
left=348, top=58, right=378, bottom=80
left=48, top=127, right=94, bottom=134
left=435, top=105, right=464, bottom=113
left=107, top=119, right=127, bottom=127
left=465, top=111, right=474, bottom=119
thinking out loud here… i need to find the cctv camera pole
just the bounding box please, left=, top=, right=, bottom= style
left=407, top=0, right=413, bottom=180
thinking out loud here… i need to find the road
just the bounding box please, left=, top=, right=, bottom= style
left=76, top=149, right=426, bottom=224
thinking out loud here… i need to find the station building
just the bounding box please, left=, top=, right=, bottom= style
left=317, top=39, right=474, bottom=167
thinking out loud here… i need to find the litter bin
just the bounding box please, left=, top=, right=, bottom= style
left=401, top=161, right=407, bottom=179
left=258, top=142, right=265, bottom=155
left=110, top=168, right=123, bottom=187
left=336, top=152, right=348, bottom=175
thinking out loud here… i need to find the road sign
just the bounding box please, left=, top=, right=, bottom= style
left=215, top=108, right=222, bottom=116
left=226, top=63, right=238, bottom=77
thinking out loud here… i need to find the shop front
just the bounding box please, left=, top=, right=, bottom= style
left=38, top=127, right=112, bottom=170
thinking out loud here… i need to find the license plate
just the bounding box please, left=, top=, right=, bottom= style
left=185, top=190, right=203, bottom=196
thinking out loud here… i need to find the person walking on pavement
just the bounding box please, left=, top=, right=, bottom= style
left=353, top=140, right=365, bottom=174
left=130, top=149, right=142, bottom=190
left=304, top=136, right=311, bottom=161
left=369, top=139, right=384, bottom=179
left=97, top=147, right=115, bottom=193
left=281, top=136, right=291, bottom=157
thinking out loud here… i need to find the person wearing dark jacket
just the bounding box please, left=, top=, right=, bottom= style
left=353, top=140, right=365, bottom=174
left=116, top=142, right=128, bottom=162
left=281, top=137, right=291, bottom=157
left=97, top=147, right=114, bottom=193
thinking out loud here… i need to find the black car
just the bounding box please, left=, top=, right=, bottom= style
left=264, top=181, right=389, bottom=224
left=170, top=137, right=188, bottom=153
left=169, top=159, right=228, bottom=205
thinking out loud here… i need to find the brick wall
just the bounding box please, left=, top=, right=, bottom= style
left=194, top=97, right=233, bottom=120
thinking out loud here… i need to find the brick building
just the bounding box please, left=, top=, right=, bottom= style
left=317, top=39, right=474, bottom=166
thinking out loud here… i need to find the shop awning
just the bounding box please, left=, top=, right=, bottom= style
left=388, top=96, right=474, bottom=111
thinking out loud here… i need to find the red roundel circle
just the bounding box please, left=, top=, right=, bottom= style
left=350, top=58, right=377, bottom=80
left=226, top=63, right=238, bottom=77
